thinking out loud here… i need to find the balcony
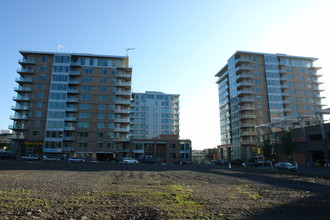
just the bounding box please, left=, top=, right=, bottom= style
left=8, top=134, right=25, bottom=140
left=115, top=108, right=130, bottom=114
left=63, top=137, right=75, bottom=141
left=114, top=118, right=130, bottom=123
left=18, top=59, right=35, bottom=64
left=10, top=115, right=28, bottom=120
left=239, top=114, right=256, bottom=119
left=113, top=137, right=130, bottom=142
left=17, top=68, right=34, bottom=74
left=240, top=141, right=257, bottom=145
left=14, top=86, right=32, bottom=92
left=70, top=61, right=81, bottom=66
left=13, top=96, right=30, bottom=101
left=235, top=58, right=251, bottom=64
left=11, top=105, right=29, bottom=111
left=114, top=127, right=130, bottom=132
left=67, top=88, right=79, bottom=93
left=64, top=126, right=76, bottom=131
left=115, top=99, right=131, bottom=105
left=239, top=106, right=255, bottom=111
left=115, top=90, right=131, bottom=96
left=280, top=84, right=288, bottom=89
left=237, top=82, right=253, bottom=88
left=69, top=71, right=80, bottom=76
left=238, top=98, right=254, bottom=103
left=236, top=66, right=252, bottom=73
left=15, top=77, right=32, bottom=83
left=68, top=80, right=80, bottom=85
left=237, top=89, right=254, bottom=96
left=66, top=107, right=77, bottom=112
left=66, top=97, right=78, bottom=103
left=116, top=82, right=131, bottom=87
left=239, top=123, right=256, bottom=127
left=8, top=124, right=26, bottom=130
left=65, top=117, right=76, bottom=121
left=116, top=72, right=132, bottom=78
left=236, top=73, right=253, bottom=81
left=241, top=132, right=257, bottom=136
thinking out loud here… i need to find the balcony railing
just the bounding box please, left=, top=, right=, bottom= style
left=68, top=80, right=80, bottom=85
left=66, top=107, right=77, bottom=112
left=18, top=59, right=35, bottom=64
left=115, top=100, right=131, bottom=105
left=11, top=105, right=29, bottom=110
left=14, top=86, right=32, bottom=92
left=8, top=124, right=26, bottom=130
left=67, top=89, right=79, bottom=93
left=13, top=96, right=30, bottom=101
left=115, top=109, right=130, bottom=114
left=116, top=91, right=131, bottom=96
left=8, top=134, right=25, bottom=140
left=63, top=137, right=75, bottom=141
left=10, top=115, right=28, bottom=120
left=114, top=127, right=130, bottom=132
left=69, top=71, right=80, bottom=76
left=62, top=147, right=74, bottom=152
left=114, top=118, right=130, bottom=123
left=66, top=97, right=78, bottom=102
left=15, top=77, right=32, bottom=83
left=64, top=126, right=76, bottom=131
left=65, top=117, right=76, bottom=121
left=17, top=68, right=34, bottom=73
left=116, top=82, right=131, bottom=87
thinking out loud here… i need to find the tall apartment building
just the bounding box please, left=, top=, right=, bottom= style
left=130, top=91, right=180, bottom=139
left=215, top=51, right=324, bottom=161
left=10, top=50, right=132, bottom=160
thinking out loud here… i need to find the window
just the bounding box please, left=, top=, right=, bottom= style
left=101, top=78, right=106, bottom=83
left=82, top=68, right=93, bottom=74
left=108, top=113, right=114, bottom=119
left=77, top=142, right=88, bottom=148
left=302, top=97, right=307, bottom=102
left=40, top=66, right=48, bottom=72
left=170, top=144, right=176, bottom=149
left=80, top=58, right=86, bottom=65
left=81, top=85, right=91, bottom=92
left=80, top=94, right=91, bottom=100
left=288, top=82, right=295, bottom=87
left=98, top=113, right=105, bottom=119
left=99, top=95, right=106, bottom=101
left=79, top=103, right=90, bottom=109
left=78, top=113, right=90, bottom=119
left=99, top=104, right=105, bottom=110
left=255, top=80, right=260, bottom=85
left=32, top=131, right=40, bottom=136
left=100, top=86, right=106, bottom=92
left=288, top=89, right=296, bottom=95
left=97, top=132, right=104, bottom=138
left=290, top=105, right=297, bottom=110
left=54, top=56, right=70, bottom=63
left=98, top=122, right=105, bottom=129
left=300, top=75, right=305, bottom=80
left=109, top=96, right=116, bottom=101
left=108, top=123, right=114, bottom=129
left=101, top=69, right=107, bottom=74
left=78, top=122, right=89, bottom=128
left=38, top=93, right=44, bottom=99
left=109, top=87, right=116, bottom=92
left=256, top=96, right=262, bottom=100
left=98, top=59, right=108, bottom=66
left=289, top=97, right=296, bottom=102
left=287, top=74, right=294, bottom=80
left=42, top=56, right=48, bottom=62
left=255, top=87, right=261, bottom=92
left=36, top=102, right=43, bottom=108
left=82, top=77, right=92, bottom=83
left=38, top=84, right=45, bottom=90
left=77, top=132, right=88, bottom=137
left=97, top=143, right=103, bottom=148
left=89, top=58, right=94, bottom=66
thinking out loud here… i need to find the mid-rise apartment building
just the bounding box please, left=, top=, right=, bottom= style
left=130, top=91, right=180, bottom=139
left=215, top=51, right=324, bottom=161
left=10, top=50, right=132, bottom=160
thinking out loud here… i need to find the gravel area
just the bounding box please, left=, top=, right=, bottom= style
left=1, top=160, right=330, bottom=219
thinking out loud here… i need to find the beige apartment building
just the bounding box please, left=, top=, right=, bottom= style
left=215, top=51, right=324, bottom=161
left=10, top=51, right=132, bottom=160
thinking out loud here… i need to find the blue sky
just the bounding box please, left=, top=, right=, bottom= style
left=1, top=0, right=330, bottom=149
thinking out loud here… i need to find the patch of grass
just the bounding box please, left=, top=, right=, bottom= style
left=237, top=185, right=262, bottom=200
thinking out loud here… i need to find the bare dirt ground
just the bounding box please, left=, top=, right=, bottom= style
left=0, top=160, right=330, bottom=220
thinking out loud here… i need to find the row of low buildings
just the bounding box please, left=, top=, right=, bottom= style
left=215, top=51, right=329, bottom=166
left=8, top=50, right=191, bottom=163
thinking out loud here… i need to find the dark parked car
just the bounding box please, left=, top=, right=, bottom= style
left=274, top=162, right=297, bottom=172
left=231, top=159, right=244, bottom=166
left=242, top=160, right=258, bottom=167
left=0, top=152, right=17, bottom=160
left=174, top=160, right=190, bottom=165
left=214, top=159, right=228, bottom=166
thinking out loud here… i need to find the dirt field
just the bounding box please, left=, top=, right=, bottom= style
left=1, top=160, right=330, bottom=220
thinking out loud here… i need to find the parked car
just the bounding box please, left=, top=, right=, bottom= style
left=123, top=158, right=139, bottom=164
left=214, top=159, right=228, bottom=166
left=174, top=160, right=190, bottom=165
left=231, top=159, right=244, bottom=166
left=274, top=162, right=297, bottom=172
left=43, top=155, right=60, bottom=161
left=242, top=160, right=258, bottom=167
left=0, top=152, right=17, bottom=160
left=68, top=157, right=85, bottom=162
left=22, top=155, right=39, bottom=161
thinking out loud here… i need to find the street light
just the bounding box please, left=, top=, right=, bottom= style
left=126, top=48, right=135, bottom=56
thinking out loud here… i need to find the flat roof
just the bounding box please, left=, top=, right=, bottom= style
left=234, top=50, right=318, bottom=61
left=19, top=50, right=128, bottom=59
